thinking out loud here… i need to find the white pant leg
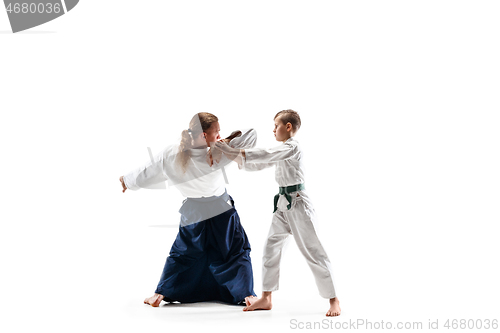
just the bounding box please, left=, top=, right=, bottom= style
left=284, top=191, right=337, bottom=299
left=262, top=210, right=292, bottom=292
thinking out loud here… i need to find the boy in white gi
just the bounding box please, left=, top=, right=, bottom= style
left=212, top=110, right=341, bottom=316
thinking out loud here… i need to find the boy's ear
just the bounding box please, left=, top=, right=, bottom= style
left=286, top=122, right=293, bottom=132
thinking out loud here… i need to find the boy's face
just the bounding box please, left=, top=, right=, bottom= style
left=203, top=121, right=221, bottom=145
left=273, top=116, right=291, bottom=142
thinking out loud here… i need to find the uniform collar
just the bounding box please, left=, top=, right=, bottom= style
left=189, top=147, right=209, bottom=155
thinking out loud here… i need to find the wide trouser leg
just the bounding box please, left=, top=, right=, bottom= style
left=154, top=221, right=221, bottom=303
left=206, top=205, right=256, bottom=304
left=262, top=210, right=292, bottom=292
left=285, top=195, right=337, bottom=299
left=155, top=200, right=256, bottom=304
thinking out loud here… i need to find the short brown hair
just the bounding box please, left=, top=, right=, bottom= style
left=274, top=109, right=301, bottom=132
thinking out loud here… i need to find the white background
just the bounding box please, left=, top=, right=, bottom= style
left=1, top=1, right=499, bottom=332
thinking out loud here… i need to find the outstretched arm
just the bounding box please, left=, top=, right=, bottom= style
left=212, top=143, right=275, bottom=171
left=214, top=140, right=298, bottom=165
left=207, top=129, right=257, bottom=167
left=243, top=143, right=298, bottom=164
left=121, top=149, right=169, bottom=191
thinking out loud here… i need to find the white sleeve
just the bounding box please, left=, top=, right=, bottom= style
left=212, top=128, right=258, bottom=169
left=228, top=128, right=257, bottom=149
left=240, top=160, right=275, bottom=171
left=244, top=142, right=298, bottom=164
left=122, top=149, right=169, bottom=191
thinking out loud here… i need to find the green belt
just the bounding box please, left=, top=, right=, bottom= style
left=273, top=183, right=305, bottom=213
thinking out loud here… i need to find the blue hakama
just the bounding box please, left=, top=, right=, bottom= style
left=154, top=193, right=256, bottom=305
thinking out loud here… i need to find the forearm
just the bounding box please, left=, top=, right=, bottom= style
left=211, top=143, right=245, bottom=167
left=240, top=160, right=275, bottom=171
left=122, top=151, right=169, bottom=190
left=243, top=145, right=296, bottom=164
left=122, top=173, right=140, bottom=191
left=228, top=129, right=257, bottom=149
left=224, top=130, right=242, bottom=142
left=224, top=148, right=245, bottom=164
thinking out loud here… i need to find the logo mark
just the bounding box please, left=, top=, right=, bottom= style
left=3, top=0, right=79, bottom=33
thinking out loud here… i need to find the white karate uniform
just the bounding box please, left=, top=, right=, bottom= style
left=123, top=128, right=257, bottom=199
left=242, top=137, right=337, bottom=299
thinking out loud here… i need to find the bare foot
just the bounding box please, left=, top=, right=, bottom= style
left=244, top=296, right=258, bottom=307
left=243, top=292, right=272, bottom=312
left=144, top=293, right=164, bottom=307
left=326, top=297, right=341, bottom=316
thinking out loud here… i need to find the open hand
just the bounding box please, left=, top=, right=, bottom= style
left=119, top=176, right=127, bottom=193
left=214, top=141, right=241, bottom=161
left=208, top=141, right=224, bottom=165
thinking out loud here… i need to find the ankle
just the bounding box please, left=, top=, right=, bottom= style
left=262, top=291, right=273, bottom=299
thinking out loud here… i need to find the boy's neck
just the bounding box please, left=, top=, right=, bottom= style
left=281, top=134, right=294, bottom=143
